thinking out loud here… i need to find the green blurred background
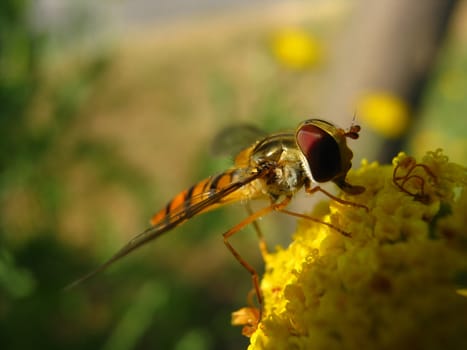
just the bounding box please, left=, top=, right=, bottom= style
left=1, top=0, right=466, bottom=349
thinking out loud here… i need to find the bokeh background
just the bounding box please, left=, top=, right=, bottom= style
left=1, top=0, right=466, bottom=349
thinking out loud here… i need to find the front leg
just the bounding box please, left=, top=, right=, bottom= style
left=305, top=182, right=369, bottom=212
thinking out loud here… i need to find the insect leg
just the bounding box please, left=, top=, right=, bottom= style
left=243, top=202, right=269, bottom=314
left=306, top=185, right=369, bottom=212
left=278, top=208, right=351, bottom=237
left=291, top=184, right=369, bottom=237
left=223, top=197, right=292, bottom=309
left=245, top=202, right=269, bottom=258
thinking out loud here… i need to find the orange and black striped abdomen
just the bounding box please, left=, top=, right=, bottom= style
left=150, top=169, right=249, bottom=227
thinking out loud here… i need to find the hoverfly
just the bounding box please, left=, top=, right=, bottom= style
left=66, top=119, right=366, bottom=316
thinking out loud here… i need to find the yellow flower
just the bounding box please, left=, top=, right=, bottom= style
left=239, top=150, right=467, bottom=349
left=271, top=28, right=323, bottom=70
left=357, top=93, right=410, bottom=138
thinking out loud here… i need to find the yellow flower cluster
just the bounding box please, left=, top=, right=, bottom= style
left=246, top=150, right=467, bottom=349
left=271, top=28, right=323, bottom=70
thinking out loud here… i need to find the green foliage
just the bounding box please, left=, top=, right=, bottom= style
left=0, top=2, right=251, bottom=349
left=0, top=1, right=155, bottom=349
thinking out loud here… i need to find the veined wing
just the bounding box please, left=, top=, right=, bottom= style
left=64, top=166, right=268, bottom=290
left=211, top=123, right=266, bottom=158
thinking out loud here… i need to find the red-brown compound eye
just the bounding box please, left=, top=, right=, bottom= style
left=296, top=124, right=341, bottom=182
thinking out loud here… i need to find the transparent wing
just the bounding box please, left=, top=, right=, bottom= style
left=64, top=167, right=268, bottom=290
left=211, top=123, right=267, bottom=158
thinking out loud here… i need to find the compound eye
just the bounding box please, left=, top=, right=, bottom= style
left=296, top=123, right=341, bottom=182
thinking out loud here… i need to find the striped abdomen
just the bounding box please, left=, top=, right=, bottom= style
left=150, top=168, right=258, bottom=227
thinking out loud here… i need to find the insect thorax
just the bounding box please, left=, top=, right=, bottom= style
left=251, top=133, right=308, bottom=198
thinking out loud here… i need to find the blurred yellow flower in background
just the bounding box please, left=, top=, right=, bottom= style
left=271, top=28, right=323, bottom=69
left=357, top=92, right=410, bottom=138
left=242, top=150, right=467, bottom=349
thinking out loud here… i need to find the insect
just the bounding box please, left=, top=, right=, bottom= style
left=66, top=119, right=366, bottom=323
